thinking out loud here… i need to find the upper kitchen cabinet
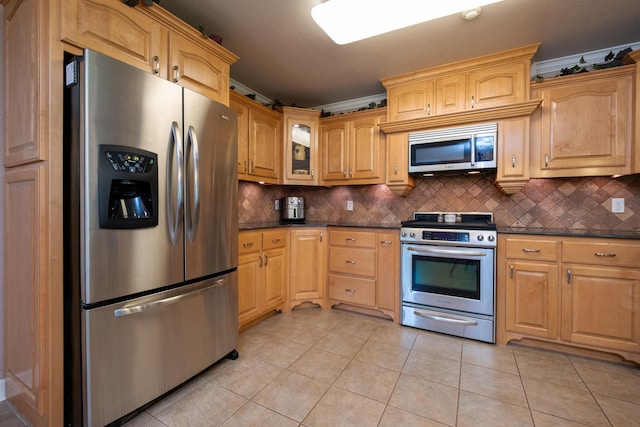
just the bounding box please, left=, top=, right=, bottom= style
left=320, top=108, right=386, bottom=185
left=382, top=44, right=539, bottom=126
left=280, top=107, right=321, bottom=185
left=385, top=132, right=414, bottom=196
left=529, top=65, right=633, bottom=178
left=230, top=91, right=281, bottom=184
left=495, top=117, right=530, bottom=195
left=61, top=0, right=238, bottom=105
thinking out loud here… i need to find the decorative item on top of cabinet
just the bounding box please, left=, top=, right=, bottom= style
left=381, top=43, right=539, bottom=124
left=238, top=229, right=288, bottom=330
left=529, top=65, right=633, bottom=178
left=327, top=228, right=400, bottom=322
left=230, top=91, right=282, bottom=184
left=495, top=117, right=530, bottom=194
left=320, top=108, right=386, bottom=186
left=61, top=0, right=238, bottom=105
left=280, top=107, right=321, bottom=185
left=497, top=234, right=640, bottom=365
left=287, top=228, right=326, bottom=310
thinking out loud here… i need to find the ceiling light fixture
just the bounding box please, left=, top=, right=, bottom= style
left=311, top=0, right=504, bottom=45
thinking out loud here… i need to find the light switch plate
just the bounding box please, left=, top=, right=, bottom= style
left=274, top=199, right=280, bottom=210
left=612, top=198, right=625, bottom=213
left=346, top=200, right=353, bottom=211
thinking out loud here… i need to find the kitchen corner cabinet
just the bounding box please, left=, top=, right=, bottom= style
left=3, top=0, right=64, bottom=425
left=529, top=65, right=633, bottom=178
left=320, top=109, right=386, bottom=185
left=498, top=234, right=640, bottom=364
left=230, top=91, right=281, bottom=184
left=382, top=44, right=538, bottom=123
left=495, top=117, right=530, bottom=195
left=238, top=229, right=288, bottom=329
left=385, top=132, right=414, bottom=197
left=288, top=228, right=326, bottom=310
left=327, top=228, right=400, bottom=322
left=61, top=0, right=238, bottom=105
left=280, top=107, right=321, bottom=185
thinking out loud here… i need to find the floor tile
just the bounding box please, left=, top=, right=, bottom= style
left=146, top=374, right=211, bottom=416
left=462, top=341, right=518, bottom=374
left=530, top=411, right=591, bottom=426
left=333, top=359, right=400, bottom=403
left=411, top=331, right=463, bottom=361
left=403, top=349, right=461, bottom=387
left=378, top=405, right=448, bottom=427
left=252, top=336, right=310, bottom=368
left=355, top=338, right=410, bottom=371
left=515, top=350, right=587, bottom=391
left=219, top=401, right=299, bottom=427
left=522, top=377, right=610, bottom=426
left=571, top=362, right=640, bottom=404
left=594, top=394, right=640, bottom=426
left=252, top=370, right=328, bottom=422
left=290, top=306, right=347, bottom=329
left=388, top=373, right=458, bottom=426
left=457, top=390, right=533, bottom=427
left=210, top=354, right=283, bottom=398
left=312, top=330, right=367, bottom=358
left=303, top=386, right=386, bottom=427
left=269, top=319, right=331, bottom=346
left=123, top=412, right=166, bottom=427
left=369, top=322, right=419, bottom=349
left=460, top=363, right=528, bottom=407
left=333, top=313, right=382, bottom=339
left=154, top=381, right=247, bottom=427
left=287, top=348, right=351, bottom=384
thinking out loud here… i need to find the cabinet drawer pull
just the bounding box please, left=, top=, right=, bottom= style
left=394, top=163, right=398, bottom=174
left=380, top=240, right=392, bottom=245
left=311, top=168, right=315, bottom=179
left=173, top=64, right=179, bottom=82
left=567, top=268, right=572, bottom=284
left=264, top=254, right=268, bottom=266
left=153, top=55, right=160, bottom=74
left=471, top=96, right=475, bottom=108
left=272, top=238, right=281, bottom=244
left=345, top=288, right=356, bottom=293
left=427, top=103, right=431, bottom=115
left=345, top=237, right=356, bottom=242
left=595, top=252, right=616, bottom=257
left=544, top=154, right=549, bottom=167
left=343, top=169, right=347, bottom=177
left=259, top=255, right=263, bottom=267
left=510, top=264, right=514, bottom=279
left=512, top=155, right=516, bottom=168
left=346, top=260, right=356, bottom=264
left=522, top=248, right=541, bottom=253
left=243, top=242, right=254, bottom=248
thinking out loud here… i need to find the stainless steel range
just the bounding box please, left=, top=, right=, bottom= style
left=400, top=212, right=496, bottom=343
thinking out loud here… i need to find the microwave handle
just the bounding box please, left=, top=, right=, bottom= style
left=470, top=134, right=476, bottom=166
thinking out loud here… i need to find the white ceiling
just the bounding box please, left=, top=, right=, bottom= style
left=158, top=0, right=640, bottom=108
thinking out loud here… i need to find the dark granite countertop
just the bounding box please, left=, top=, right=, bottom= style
left=498, top=226, right=640, bottom=240
left=239, top=221, right=401, bottom=231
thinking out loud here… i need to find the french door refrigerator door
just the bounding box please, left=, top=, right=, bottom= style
left=83, top=271, right=238, bottom=426
left=80, top=49, right=184, bottom=304
left=183, top=89, right=238, bottom=280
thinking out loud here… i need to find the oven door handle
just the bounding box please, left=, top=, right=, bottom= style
left=406, top=246, right=488, bottom=257
left=414, top=310, right=479, bottom=326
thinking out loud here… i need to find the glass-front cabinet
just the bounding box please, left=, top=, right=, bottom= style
left=281, top=107, right=321, bottom=185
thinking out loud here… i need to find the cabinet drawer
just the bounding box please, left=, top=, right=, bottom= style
left=262, top=230, right=287, bottom=250
left=328, top=274, right=376, bottom=306
left=329, top=247, right=375, bottom=277
left=239, top=232, right=261, bottom=255
left=562, top=241, right=640, bottom=267
left=505, top=237, right=558, bottom=261
left=329, top=230, right=376, bottom=248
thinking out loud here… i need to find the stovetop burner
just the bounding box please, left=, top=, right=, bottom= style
left=401, top=212, right=495, bottom=230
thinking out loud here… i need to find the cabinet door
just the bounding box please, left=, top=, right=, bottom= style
left=282, top=109, right=320, bottom=185
left=435, top=73, right=467, bottom=115
left=385, top=133, right=414, bottom=196
left=377, top=233, right=399, bottom=315
left=263, top=247, right=287, bottom=311
left=290, top=229, right=325, bottom=301
left=321, top=120, right=349, bottom=181
left=230, top=94, right=250, bottom=179
left=168, top=32, right=230, bottom=104
left=561, top=265, right=640, bottom=352
left=506, top=261, right=559, bottom=339
left=531, top=68, right=632, bottom=177
left=387, top=81, right=434, bottom=122
left=238, top=253, right=262, bottom=326
left=350, top=115, right=382, bottom=181
left=467, top=62, right=526, bottom=110
left=495, top=117, right=530, bottom=194
left=61, top=0, right=164, bottom=77
left=248, top=108, right=281, bottom=182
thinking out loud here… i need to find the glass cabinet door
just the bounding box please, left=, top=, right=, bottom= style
left=282, top=107, right=320, bottom=185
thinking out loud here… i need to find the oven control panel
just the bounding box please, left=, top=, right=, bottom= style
left=400, top=228, right=496, bottom=248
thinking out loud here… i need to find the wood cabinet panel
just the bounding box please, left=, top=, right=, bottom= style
left=505, top=237, right=559, bottom=262
left=562, top=241, right=640, bottom=268
left=281, top=107, right=321, bottom=185
left=468, top=62, right=527, bottom=110
left=495, top=117, right=530, bottom=194
left=384, top=132, right=414, bottom=196
left=289, top=228, right=326, bottom=304
left=328, top=230, right=376, bottom=248
left=435, top=73, right=466, bottom=115
left=328, top=247, right=376, bottom=277
left=387, top=81, right=434, bottom=122
left=328, top=275, right=376, bottom=306
left=376, top=233, right=399, bottom=316
left=238, top=252, right=262, bottom=325
left=321, top=121, right=349, bottom=181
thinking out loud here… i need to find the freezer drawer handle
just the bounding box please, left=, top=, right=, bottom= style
left=186, top=125, right=201, bottom=241
left=167, top=121, right=184, bottom=244
left=113, top=278, right=227, bottom=317
left=414, top=310, right=478, bottom=326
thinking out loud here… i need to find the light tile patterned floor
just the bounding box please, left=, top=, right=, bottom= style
left=3, top=307, right=640, bottom=426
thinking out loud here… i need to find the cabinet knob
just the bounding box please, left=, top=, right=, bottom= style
left=512, top=155, right=516, bottom=168
left=343, top=169, right=347, bottom=177
left=243, top=242, right=254, bottom=248
left=272, top=238, right=281, bottom=243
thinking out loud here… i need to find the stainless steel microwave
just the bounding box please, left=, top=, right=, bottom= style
left=408, top=122, right=497, bottom=174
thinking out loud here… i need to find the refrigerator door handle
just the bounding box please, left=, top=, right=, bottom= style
left=113, top=278, right=227, bottom=317
left=168, top=121, right=184, bottom=244
left=185, top=125, right=201, bottom=242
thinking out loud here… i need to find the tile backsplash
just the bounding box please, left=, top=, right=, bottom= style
left=239, top=174, right=640, bottom=231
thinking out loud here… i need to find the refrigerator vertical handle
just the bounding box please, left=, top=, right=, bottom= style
left=167, top=121, right=184, bottom=244
left=185, top=125, right=200, bottom=242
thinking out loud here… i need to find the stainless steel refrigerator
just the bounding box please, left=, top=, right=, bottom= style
left=63, top=49, right=239, bottom=426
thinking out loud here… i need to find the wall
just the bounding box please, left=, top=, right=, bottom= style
left=239, top=174, right=640, bottom=232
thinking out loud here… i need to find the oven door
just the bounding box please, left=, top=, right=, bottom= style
left=401, top=243, right=494, bottom=316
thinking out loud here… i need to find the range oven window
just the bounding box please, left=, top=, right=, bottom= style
left=411, top=255, right=480, bottom=299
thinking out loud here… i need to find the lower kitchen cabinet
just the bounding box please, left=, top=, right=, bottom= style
left=238, top=229, right=287, bottom=329
left=498, top=234, right=640, bottom=363
left=327, top=228, right=400, bottom=321
left=288, top=227, right=326, bottom=309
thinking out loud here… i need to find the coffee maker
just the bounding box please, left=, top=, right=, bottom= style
left=280, top=197, right=305, bottom=223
